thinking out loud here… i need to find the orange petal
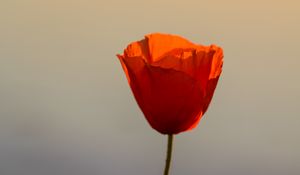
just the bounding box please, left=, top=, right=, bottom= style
left=151, top=45, right=222, bottom=92
left=123, top=38, right=150, bottom=62
left=209, top=45, right=223, bottom=79
left=146, top=33, right=198, bottom=62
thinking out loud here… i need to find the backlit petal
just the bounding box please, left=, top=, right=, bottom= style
left=120, top=56, right=206, bottom=134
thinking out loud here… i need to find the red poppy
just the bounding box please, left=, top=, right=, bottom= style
left=117, top=33, right=223, bottom=134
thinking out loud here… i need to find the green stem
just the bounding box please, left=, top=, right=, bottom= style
left=164, top=134, right=173, bottom=175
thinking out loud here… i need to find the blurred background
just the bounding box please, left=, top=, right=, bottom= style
left=0, top=0, right=299, bottom=175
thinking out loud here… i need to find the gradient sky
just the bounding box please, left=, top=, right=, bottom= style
left=0, top=0, right=300, bottom=175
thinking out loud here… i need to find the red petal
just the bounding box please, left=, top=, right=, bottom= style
left=120, top=56, right=206, bottom=134
left=202, top=77, right=220, bottom=114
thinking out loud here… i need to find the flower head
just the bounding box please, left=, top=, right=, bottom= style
left=117, top=33, right=223, bottom=134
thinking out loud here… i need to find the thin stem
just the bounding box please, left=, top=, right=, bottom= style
left=164, top=134, right=173, bottom=175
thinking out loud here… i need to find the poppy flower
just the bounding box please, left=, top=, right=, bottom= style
left=117, top=33, right=223, bottom=135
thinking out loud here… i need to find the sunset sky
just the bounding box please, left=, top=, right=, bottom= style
left=0, top=0, right=299, bottom=175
